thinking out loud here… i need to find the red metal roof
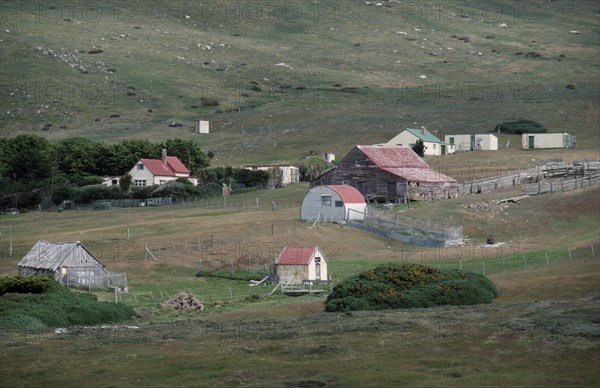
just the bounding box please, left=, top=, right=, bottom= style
left=140, top=157, right=190, bottom=177
left=357, top=145, right=428, bottom=168
left=166, top=156, right=190, bottom=174
left=276, top=246, right=319, bottom=265
left=357, top=145, right=456, bottom=183
left=327, top=185, right=366, bottom=204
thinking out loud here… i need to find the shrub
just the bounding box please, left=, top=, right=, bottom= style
left=0, top=277, right=135, bottom=328
left=495, top=119, right=548, bottom=134
left=0, top=275, right=55, bottom=295
left=566, top=83, right=577, bottom=90
left=325, top=263, right=498, bottom=312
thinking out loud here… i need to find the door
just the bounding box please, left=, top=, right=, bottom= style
left=357, top=181, right=366, bottom=196
left=441, top=145, right=446, bottom=155
left=315, top=263, right=321, bottom=279
left=387, top=182, right=397, bottom=200
left=470, top=135, right=475, bottom=151
left=528, top=136, right=535, bottom=149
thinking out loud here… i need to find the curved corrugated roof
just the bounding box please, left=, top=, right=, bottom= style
left=327, top=185, right=366, bottom=204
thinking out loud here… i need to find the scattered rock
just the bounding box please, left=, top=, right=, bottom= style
left=88, top=48, right=104, bottom=54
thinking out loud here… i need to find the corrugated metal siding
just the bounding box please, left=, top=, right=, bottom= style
left=300, top=186, right=346, bottom=222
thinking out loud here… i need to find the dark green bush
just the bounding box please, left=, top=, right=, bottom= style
left=0, top=275, right=55, bottom=295
left=325, top=263, right=499, bottom=312
left=495, top=119, right=547, bottom=134
left=0, top=277, right=135, bottom=328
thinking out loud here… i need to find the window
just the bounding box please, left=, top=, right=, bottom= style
left=137, top=163, right=144, bottom=170
left=321, top=195, right=331, bottom=207
left=335, top=200, right=343, bottom=207
left=159, top=180, right=167, bottom=185
left=134, top=179, right=147, bottom=187
left=433, top=143, right=437, bottom=149
left=449, top=137, right=455, bottom=145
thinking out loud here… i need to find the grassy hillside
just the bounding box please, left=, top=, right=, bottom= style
left=1, top=0, right=598, bottom=165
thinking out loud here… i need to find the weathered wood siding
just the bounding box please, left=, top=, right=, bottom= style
left=277, top=264, right=308, bottom=285
left=311, top=148, right=409, bottom=201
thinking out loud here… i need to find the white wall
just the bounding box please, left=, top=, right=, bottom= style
left=387, top=131, right=441, bottom=156
left=128, top=163, right=155, bottom=186
left=245, top=165, right=299, bottom=185
left=522, top=133, right=569, bottom=149
left=445, top=134, right=498, bottom=151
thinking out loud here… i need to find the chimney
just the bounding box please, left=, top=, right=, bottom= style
left=161, top=148, right=167, bottom=166
left=421, top=126, right=427, bottom=135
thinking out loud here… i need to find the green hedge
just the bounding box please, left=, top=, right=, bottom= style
left=495, top=119, right=548, bottom=134
left=325, top=263, right=499, bottom=312
left=0, top=276, right=135, bottom=329
left=0, top=275, right=55, bottom=295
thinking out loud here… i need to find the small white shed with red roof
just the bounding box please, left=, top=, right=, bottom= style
left=300, top=185, right=366, bottom=223
left=275, top=246, right=328, bottom=285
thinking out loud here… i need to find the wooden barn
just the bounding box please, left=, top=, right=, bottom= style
left=18, top=240, right=107, bottom=288
left=275, top=246, right=328, bottom=286
left=311, top=145, right=457, bottom=202
left=300, top=185, right=366, bottom=223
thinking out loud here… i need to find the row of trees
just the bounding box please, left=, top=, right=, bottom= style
left=0, top=135, right=337, bottom=209
left=0, top=135, right=211, bottom=208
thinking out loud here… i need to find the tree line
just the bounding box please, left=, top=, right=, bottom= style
left=0, top=135, right=210, bottom=209
left=0, top=135, right=337, bottom=209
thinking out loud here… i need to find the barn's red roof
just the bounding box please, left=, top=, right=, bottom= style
left=327, top=185, right=366, bottom=204
left=357, top=145, right=456, bottom=183
left=276, top=246, right=321, bottom=265
left=139, top=157, right=190, bottom=177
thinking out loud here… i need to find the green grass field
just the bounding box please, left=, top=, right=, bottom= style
left=0, top=183, right=598, bottom=386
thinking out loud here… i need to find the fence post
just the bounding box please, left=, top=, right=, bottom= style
left=545, top=252, right=549, bottom=265
left=592, top=244, right=596, bottom=258
left=568, top=248, right=572, bottom=260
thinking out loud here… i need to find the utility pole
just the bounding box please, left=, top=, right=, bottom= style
left=126, top=207, right=130, bottom=241
left=9, top=221, right=13, bottom=257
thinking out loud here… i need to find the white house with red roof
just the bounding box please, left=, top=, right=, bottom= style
left=275, top=246, right=328, bottom=285
left=300, top=185, right=366, bottom=223
left=128, top=149, right=198, bottom=187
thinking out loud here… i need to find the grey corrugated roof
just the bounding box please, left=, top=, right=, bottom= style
left=18, top=240, right=102, bottom=271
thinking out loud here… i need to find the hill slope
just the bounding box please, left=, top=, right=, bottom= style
left=1, top=0, right=599, bottom=163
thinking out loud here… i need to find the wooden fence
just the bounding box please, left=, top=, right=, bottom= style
left=524, top=175, right=600, bottom=195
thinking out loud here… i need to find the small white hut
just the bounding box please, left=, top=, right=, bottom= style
left=18, top=240, right=107, bottom=288
left=275, top=246, right=328, bottom=285
left=300, top=185, right=366, bottom=223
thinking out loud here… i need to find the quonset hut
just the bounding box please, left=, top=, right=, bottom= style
left=300, top=185, right=367, bottom=224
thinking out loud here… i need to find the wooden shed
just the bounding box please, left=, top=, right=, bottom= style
left=275, top=246, right=328, bottom=286
left=300, top=185, right=366, bottom=223
left=18, top=240, right=107, bottom=288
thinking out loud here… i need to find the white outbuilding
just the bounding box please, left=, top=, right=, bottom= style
left=275, top=246, right=328, bottom=285
left=444, top=134, right=498, bottom=151
left=300, top=185, right=367, bottom=223
left=522, top=132, right=574, bottom=149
